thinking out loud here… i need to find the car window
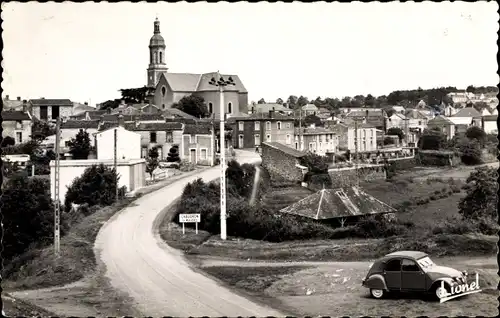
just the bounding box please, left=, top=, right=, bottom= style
left=401, top=259, right=420, bottom=271
left=384, top=259, right=401, bottom=271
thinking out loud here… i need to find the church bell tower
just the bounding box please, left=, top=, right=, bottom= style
left=147, top=17, right=168, bottom=88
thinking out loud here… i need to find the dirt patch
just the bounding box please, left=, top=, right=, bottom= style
left=2, top=294, right=58, bottom=317
left=199, top=257, right=498, bottom=317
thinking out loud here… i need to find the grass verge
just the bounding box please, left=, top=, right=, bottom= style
left=2, top=295, right=58, bottom=317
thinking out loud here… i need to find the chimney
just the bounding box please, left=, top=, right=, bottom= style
left=17, top=96, right=21, bottom=101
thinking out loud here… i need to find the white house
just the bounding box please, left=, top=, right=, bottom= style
left=95, top=125, right=141, bottom=160
left=474, top=115, right=498, bottom=134
left=448, top=107, right=481, bottom=126
left=49, top=158, right=146, bottom=204
left=392, top=106, right=405, bottom=114
left=481, top=108, right=492, bottom=116
left=386, top=113, right=407, bottom=130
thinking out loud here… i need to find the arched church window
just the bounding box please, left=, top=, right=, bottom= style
left=160, top=52, right=163, bottom=63
left=162, top=86, right=166, bottom=97
left=154, top=52, right=158, bottom=64
left=228, top=102, right=232, bottom=114
left=208, top=102, right=213, bottom=113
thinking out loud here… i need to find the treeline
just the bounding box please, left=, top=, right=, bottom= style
left=257, top=85, right=498, bottom=113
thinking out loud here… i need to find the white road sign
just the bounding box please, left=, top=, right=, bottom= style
left=179, top=214, right=201, bottom=223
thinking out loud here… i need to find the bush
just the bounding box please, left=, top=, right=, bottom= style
left=64, top=164, right=119, bottom=211
left=2, top=174, right=62, bottom=262
left=459, top=139, right=483, bottom=165
left=166, top=145, right=181, bottom=162
left=458, top=166, right=496, bottom=220
left=1, top=135, right=16, bottom=147
left=179, top=159, right=197, bottom=172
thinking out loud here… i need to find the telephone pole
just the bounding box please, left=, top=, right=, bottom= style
left=114, top=128, right=118, bottom=201
left=54, top=117, right=61, bottom=256
left=208, top=72, right=235, bottom=241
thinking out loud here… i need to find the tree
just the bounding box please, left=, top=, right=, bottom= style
left=146, top=147, right=160, bottom=179
left=2, top=174, right=58, bottom=261
left=172, top=94, right=209, bottom=118
left=465, top=126, right=486, bottom=145
left=383, top=136, right=395, bottom=145
left=99, top=99, right=121, bottom=110
left=297, top=95, right=309, bottom=107
left=286, top=95, right=298, bottom=108
left=303, top=114, right=322, bottom=127
left=258, top=98, right=266, bottom=104
left=68, top=129, right=91, bottom=159
left=417, top=128, right=447, bottom=150
left=31, top=120, right=56, bottom=142
left=1, top=136, right=15, bottom=147
left=119, top=86, right=153, bottom=104
left=300, top=152, right=329, bottom=174
left=466, top=85, right=476, bottom=93
left=276, top=98, right=284, bottom=105
left=458, top=167, right=496, bottom=220
left=386, top=127, right=405, bottom=142
left=364, top=94, right=376, bottom=107
left=458, top=139, right=482, bottom=165
left=64, top=164, right=120, bottom=211
left=313, top=96, right=324, bottom=107
left=166, top=145, right=180, bottom=162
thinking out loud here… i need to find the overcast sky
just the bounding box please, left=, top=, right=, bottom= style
left=2, top=1, right=498, bottom=105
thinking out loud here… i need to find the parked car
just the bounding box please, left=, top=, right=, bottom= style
left=362, top=251, right=468, bottom=300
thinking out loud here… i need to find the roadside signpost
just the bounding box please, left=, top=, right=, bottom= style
left=179, top=214, right=201, bottom=235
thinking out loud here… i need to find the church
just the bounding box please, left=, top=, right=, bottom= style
left=147, top=18, right=249, bottom=117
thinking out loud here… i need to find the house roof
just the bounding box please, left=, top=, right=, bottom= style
left=61, top=120, right=100, bottom=129
left=99, top=113, right=165, bottom=122
left=2, top=110, right=31, bottom=121
left=301, top=104, right=319, bottom=111
left=233, top=112, right=294, bottom=121
left=164, top=108, right=199, bottom=120
left=428, top=115, right=454, bottom=125
left=262, top=142, right=305, bottom=158
left=2, top=98, right=23, bottom=110
left=72, top=103, right=96, bottom=114
left=279, top=186, right=396, bottom=220
left=29, top=99, right=73, bottom=106
left=250, top=103, right=292, bottom=113
left=295, top=127, right=336, bottom=135
left=163, top=72, right=248, bottom=93
left=452, top=107, right=481, bottom=118
left=183, top=123, right=212, bottom=135
left=391, top=113, right=407, bottom=120
left=346, top=109, right=385, bottom=117
left=405, top=109, right=427, bottom=120
left=97, top=121, right=183, bottom=132
left=482, top=115, right=498, bottom=121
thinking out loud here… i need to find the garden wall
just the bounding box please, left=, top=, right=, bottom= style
left=328, top=166, right=386, bottom=188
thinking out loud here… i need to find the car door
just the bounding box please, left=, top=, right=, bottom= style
left=400, top=258, right=426, bottom=291
left=383, top=258, right=401, bottom=291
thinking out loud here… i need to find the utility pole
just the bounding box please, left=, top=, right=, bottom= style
left=54, top=117, right=61, bottom=257
left=208, top=72, right=235, bottom=241
left=299, top=108, right=303, bottom=150
left=114, top=128, right=118, bottom=202
left=354, top=119, right=359, bottom=186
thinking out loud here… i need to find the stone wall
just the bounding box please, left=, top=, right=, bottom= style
left=329, top=166, right=386, bottom=188
left=261, top=143, right=303, bottom=182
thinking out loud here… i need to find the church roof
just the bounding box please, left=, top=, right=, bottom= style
left=162, top=72, right=248, bottom=94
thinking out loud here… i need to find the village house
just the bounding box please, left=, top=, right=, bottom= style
left=72, top=102, right=96, bottom=117
left=386, top=112, right=407, bottom=130
left=447, top=107, right=481, bottom=127
left=294, top=126, right=339, bottom=155
left=427, top=115, right=456, bottom=140
left=326, top=122, right=377, bottom=152
left=181, top=124, right=215, bottom=166
left=2, top=95, right=24, bottom=111
left=54, top=119, right=101, bottom=155
left=344, top=109, right=386, bottom=131
left=28, top=98, right=74, bottom=121
left=301, top=104, right=319, bottom=116
left=95, top=124, right=142, bottom=161
left=443, top=104, right=459, bottom=117
left=230, top=111, right=295, bottom=149
left=97, top=117, right=183, bottom=160
left=1, top=110, right=32, bottom=144
left=391, top=106, right=406, bottom=114
left=260, top=142, right=307, bottom=183
left=249, top=103, right=293, bottom=116
left=145, top=18, right=248, bottom=118
left=472, top=115, right=498, bottom=134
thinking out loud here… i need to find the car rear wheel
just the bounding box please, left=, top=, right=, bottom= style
left=370, top=288, right=385, bottom=299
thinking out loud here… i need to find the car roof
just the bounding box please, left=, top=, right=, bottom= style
left=384, top=251, right=428, bottom=260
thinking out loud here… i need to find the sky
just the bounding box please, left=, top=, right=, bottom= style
left=2, top=1, right=499, bottom=106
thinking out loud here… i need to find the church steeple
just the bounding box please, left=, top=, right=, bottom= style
left=147, top=17, right=168, bottom=88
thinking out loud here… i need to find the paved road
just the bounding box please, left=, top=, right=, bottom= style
left=94, top=150, right=284, bottom=317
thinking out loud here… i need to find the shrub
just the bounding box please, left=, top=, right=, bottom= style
left=1, top=135, right=16, bottom=147
left=179, top=159, right=197, bottom=172
left=2, top=174, right=62, bottom=262
left=64, top=164, right=119, bottom=211
left=451, top=185, right=461, bottom=193
left=167, top=145, right=181, bottom=162
left=458, top=166, right=497, bottom=220
left=68, top=129, right=91, bottom=159
left=459, top=139, right=483, bottom=165
left=429, top=195, right=437, bottom=200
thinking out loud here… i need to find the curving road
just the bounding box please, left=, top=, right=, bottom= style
left=94, top=150, right=284, bottom=317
